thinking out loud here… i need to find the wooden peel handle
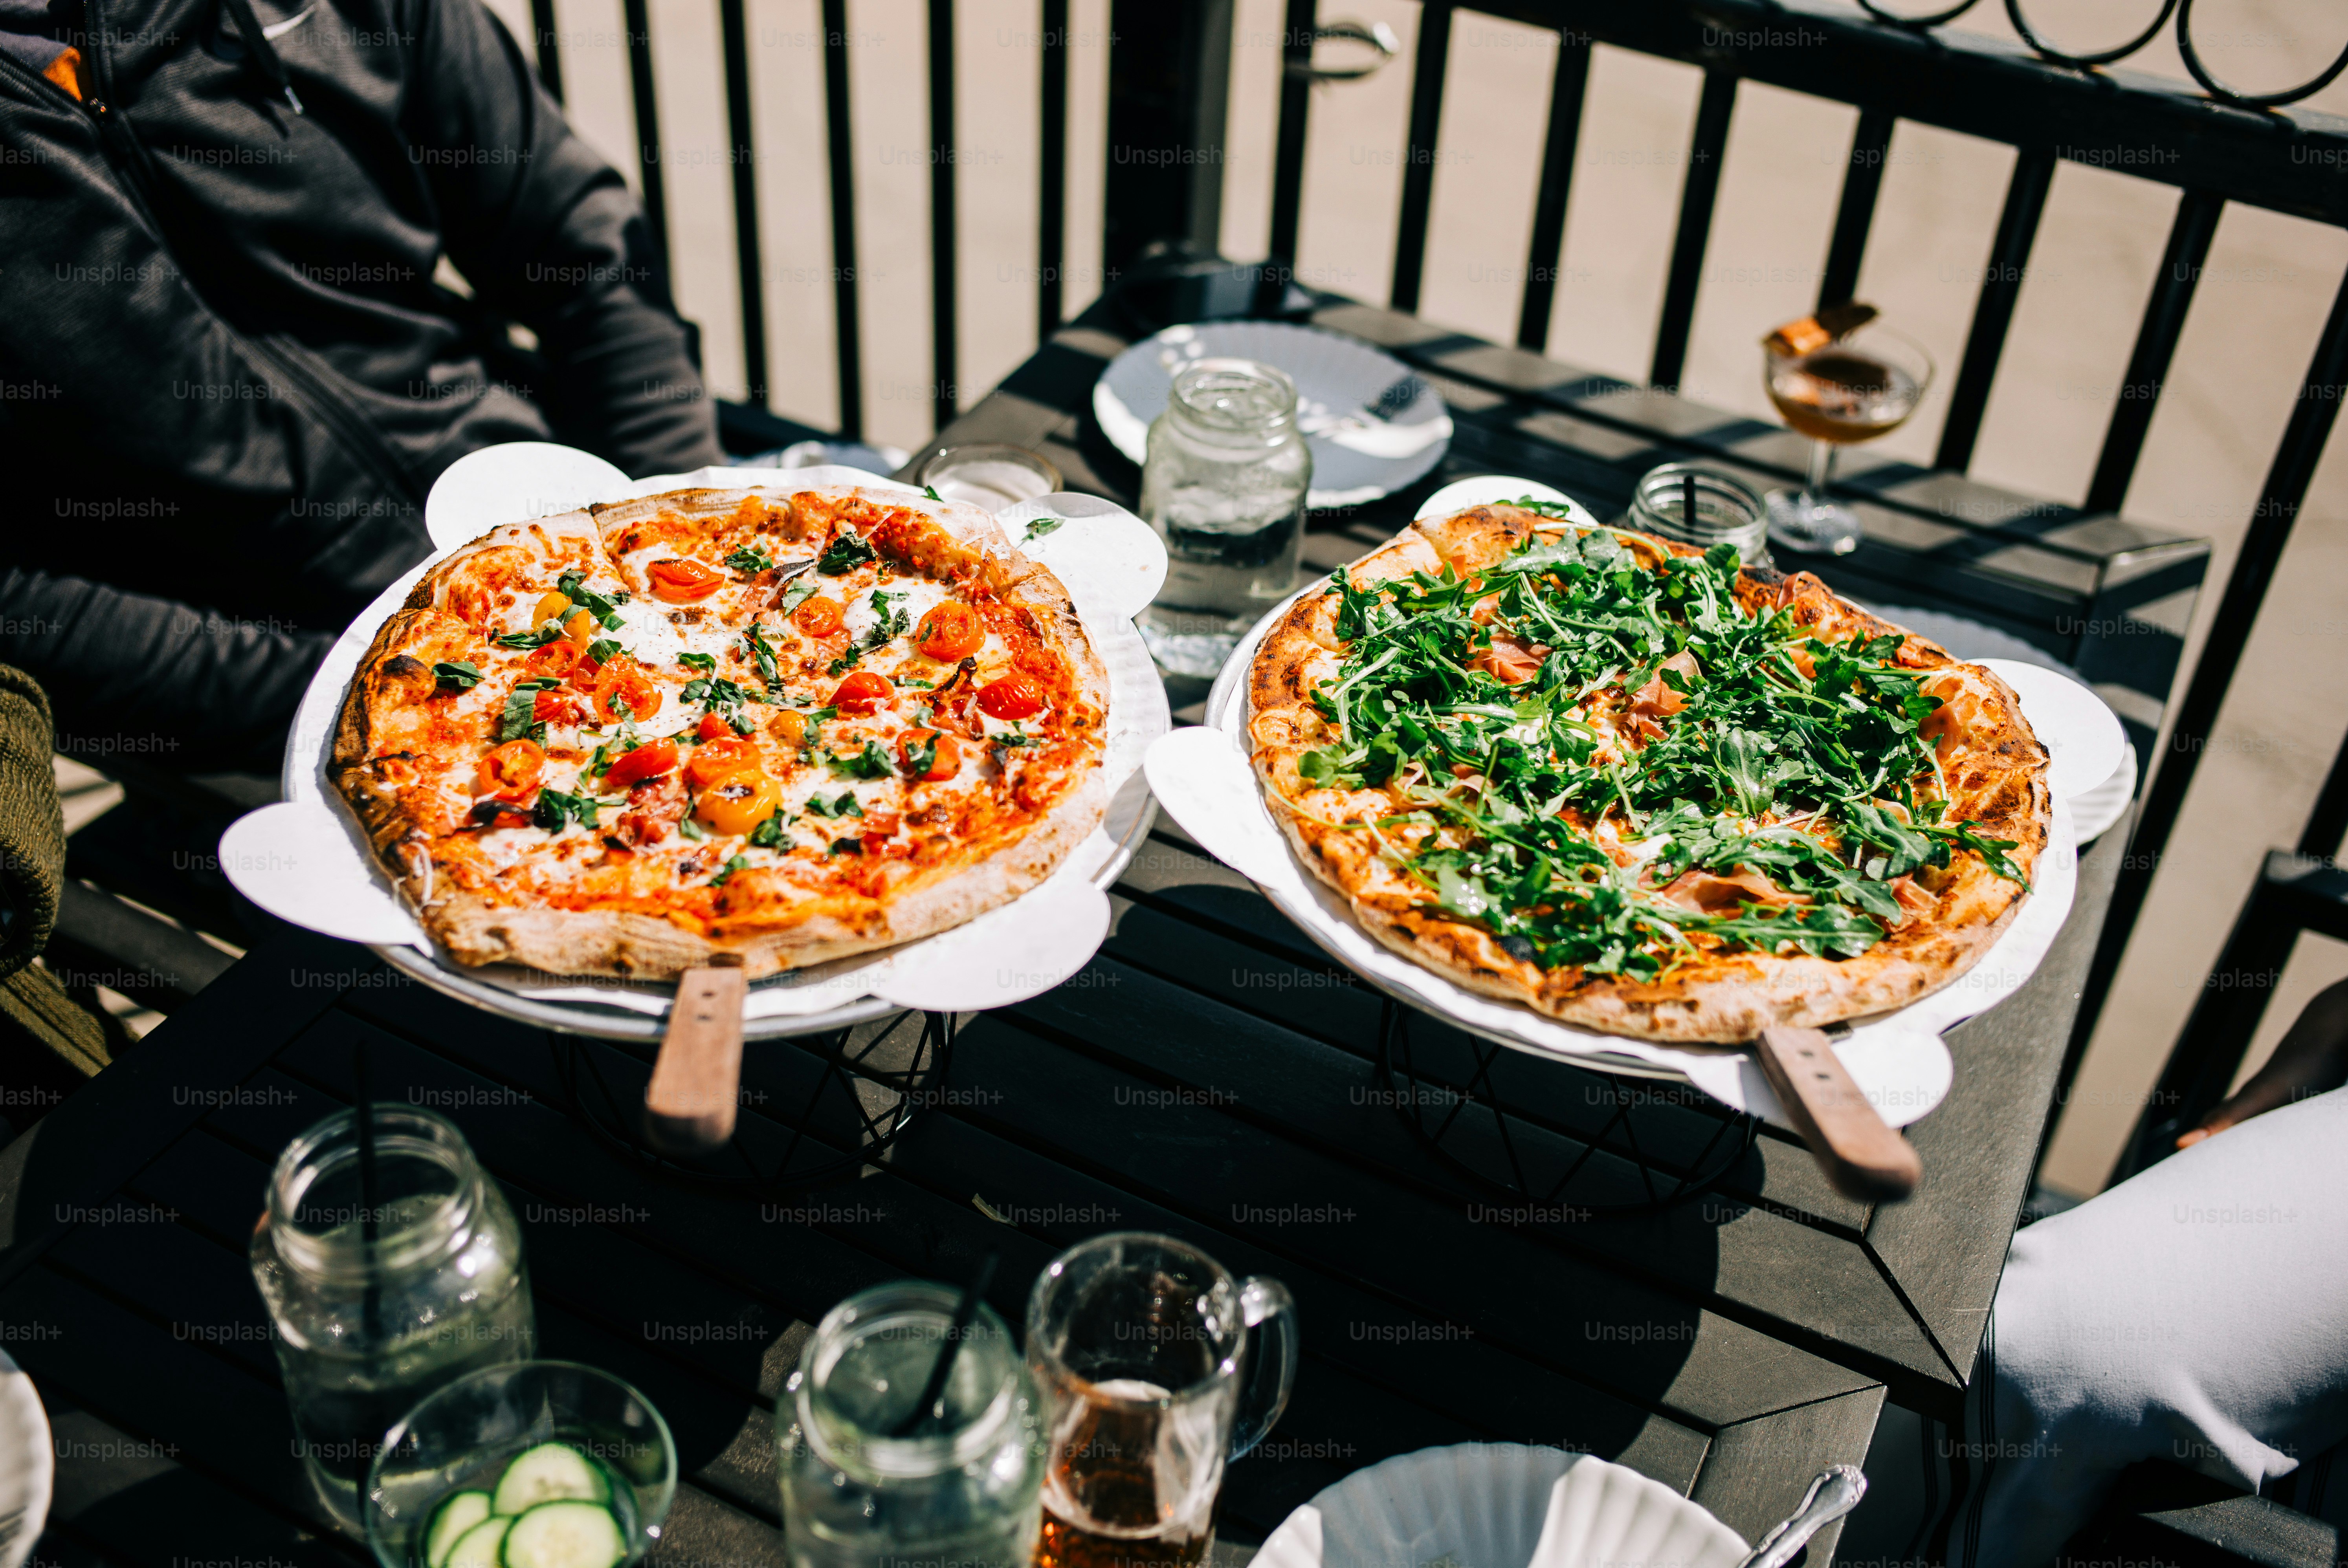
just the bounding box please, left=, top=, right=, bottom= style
left=1755, top=1026, right=1922, bottom=1203
left=644, top=957, right=747, bottom=1154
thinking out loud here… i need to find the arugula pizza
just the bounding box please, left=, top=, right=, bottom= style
left=1247, top=503, right=2050, bottom=1042
left=331, top=485, right=1107, bottom=979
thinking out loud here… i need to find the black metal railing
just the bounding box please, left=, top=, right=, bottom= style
left=514, top=0, right=2348, bottom=1095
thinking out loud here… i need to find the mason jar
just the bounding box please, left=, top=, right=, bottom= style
left=249, top=1105, right=535, bottom=1531
left=776, top=1281, right=1045, bottom=1568
left=1136, top=357, right=1313, bottom=679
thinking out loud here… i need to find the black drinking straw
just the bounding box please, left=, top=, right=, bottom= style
left=352, top=1039, right=383, bottom=1339
left=893, top=1251, right=1000, bottom=1437
left=1682, top=470, right=1699, bottom=539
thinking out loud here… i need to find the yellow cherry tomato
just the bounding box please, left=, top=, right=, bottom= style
left=563, top=606, right=596, bottom=644
left=695, top=770, right=783, bottom=837
left=532, top=590, right=572, bottom=626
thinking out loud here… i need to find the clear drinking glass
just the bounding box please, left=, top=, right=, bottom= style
left=1027, top=1233, right=1299, bottom=1568
left=249, top=1106, right=535, bottom=1530
left=1761, top=321, right=1933, bottom=556
left=1135, top=358, right=1313, bottom=680
left=364, top=1359, right=677, bottom=1566
left=775, top=1281, right=1047, bottom=1568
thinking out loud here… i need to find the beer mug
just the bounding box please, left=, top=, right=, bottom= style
left=1026, top=1233, right=1299, bottom=1567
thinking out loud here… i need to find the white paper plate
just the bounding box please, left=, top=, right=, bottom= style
left=234, top=451, right=1169, bottom=1040
left=1094, top=321, right=1453, bottom=509
left=1255, top=1445, right=1746, bottom=1568
left=0, top=1350, right=51, bottom=1568
left=1152, top=485, right=2092, bottom=1127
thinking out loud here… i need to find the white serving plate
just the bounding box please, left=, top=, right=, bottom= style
left=1093, top=320, right=1454, bottom=509
left=227, top=452, right=1168, bottom=1041
left=1255, top=1445, right=1747, bottom=1568
left=1146, top=480, right=2098, bottom=1128
left=0, top=1349, right=51, bottom=1568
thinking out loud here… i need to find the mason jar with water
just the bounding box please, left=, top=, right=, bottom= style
left=249, top=1105, right=535, bottom=1530
left=1136, top=358, right=1312, bottom=678
left=775, top=1280, right=1045, bottom=1568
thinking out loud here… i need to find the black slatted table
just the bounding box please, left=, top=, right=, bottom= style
left=0, top=294, right=2184, bottom=1565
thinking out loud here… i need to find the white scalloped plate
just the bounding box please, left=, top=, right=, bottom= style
left=1254, top=1445, right=1746, bottom=1568
left=0, top=1349, right=51, bottom=1568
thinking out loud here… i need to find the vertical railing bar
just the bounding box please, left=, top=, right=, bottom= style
left=621, top=0, right=668, bottom=276
left=1037, top=0, right=1068, bottom=337
left=2084, top=189, right=2224, bottom=515
left=1648, top=70, right=1735, bottom=391
left=1515, top=33, right=1590, bottom=352
left=2060, top=264, right=2348, bottom=1096
left=2299, top=728, right=2348, bottom=862
left=718, top=0, right=767, bottom=405
left=1268, top=0, right=1315, bottom=266
left=528, top=0, right=563, bottom=103
left=820, top=0, right=864, bottom=439
left=1935, top=147, right=2054, bottom=474
left=1817, top=104, right=1894, bottom=311
left=930, top=0, right=958, bottom=435
left=1388, top=0, right=1453, bottom=314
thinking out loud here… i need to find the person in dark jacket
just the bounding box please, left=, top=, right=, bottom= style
left=0, top=0, right=721, bottom=772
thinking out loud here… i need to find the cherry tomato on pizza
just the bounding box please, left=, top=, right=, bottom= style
left=832, top=671, right=893, bottom=716
left=696, top=772, right=783, bottom=837
left=592, top=658, right=662, bottom=723
left=647, top=558, right=725, bottom=603
left=532, top=687, right=587, bottom=725
left=916, top=603, right=985, bottom=662
left=976, top=673, right=1044, bottom=721
left=696, top=710, right=735, bottom=742
left=794, top=595, right=845, bottom=637
left=684, top=736, right=760, bottom=790
left=602, top=737, right=678, bottom=791
left=524, top=642, right=586, bottom=681
left=476, top=739, right=546, bottom=797
left=896, top=728, right=959, bottom=782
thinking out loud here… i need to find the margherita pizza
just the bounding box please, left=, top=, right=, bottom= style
left=1247, top=503, right=2050, bottom=1042
left=332, top=486, right=1107, bottom=979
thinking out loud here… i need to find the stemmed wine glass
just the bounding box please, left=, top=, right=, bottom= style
left=1761, top=319, right=1933, bottom=555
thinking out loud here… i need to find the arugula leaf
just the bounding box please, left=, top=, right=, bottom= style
left=678, top=816, right=709, bottom=842
left=803, top=791, right=864, bottom=819
left=678, top=651, right=716, bottom=675
left=829, top=836, right=865, bottom=855
left=681, top=676, right=755, bottom=733
left=817, top=531, right=877, bottom=575
left=725, top=545, right=776, bottom=575
left=923, top=485, right=943, bottom=502
left=1022, top=516, right=1065, bottom=543
left=1299, top=748, right=1361, bottom=789
left=710, top=854, right=750, bottom=886
left=748, top=811, right=791, bottom=849
left=587, top=637, right=626, bottom=665
left=494, top=624, right=565, bottom=650
left=433, top=660, right=482, bottom=691
left=532, top=788, right=599, bottom=833
left=1925, top=819, right=2032, bottom=889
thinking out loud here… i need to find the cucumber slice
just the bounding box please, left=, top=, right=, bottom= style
left=425, top=1491, right=494, bottom=1568
left=441, top=1515, right=513, bottom=1568
left=502, top=1501, right=628, bottom=1568
left=492, top=1442, right=611, bottom=1514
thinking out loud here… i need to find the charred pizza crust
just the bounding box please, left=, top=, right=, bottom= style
left=331, top=486, right=1108, bottom=981
left=1247, top=504, right=2051, bottom=1043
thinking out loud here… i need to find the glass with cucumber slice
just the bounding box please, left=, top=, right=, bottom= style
left=367, top=1363, right=676, bottom=1568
